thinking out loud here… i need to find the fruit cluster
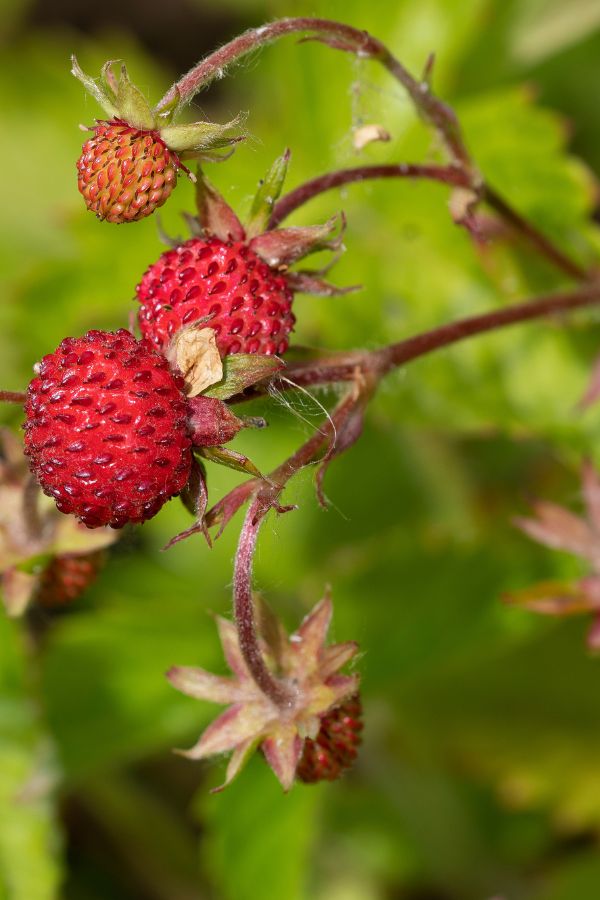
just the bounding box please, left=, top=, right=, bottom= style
left=13, top=59, right=362, bottom=788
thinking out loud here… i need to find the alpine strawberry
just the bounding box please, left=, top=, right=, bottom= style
left=296, top=693, right=363, bottom=783
left=136, top=152, right=351, bottom=357
left=77, top=119, right=178, bottom=224
left=72, top=58, right=243, bottom=224
left=24, top=329, right=192, bottom=528
left=137, top=237, right=296, bottom=356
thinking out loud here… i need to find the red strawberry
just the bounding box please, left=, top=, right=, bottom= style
left=77, top=120, right=178, bottom=224
left=135, top=153, right=350, bottom=358
left=35, top=551, right=105, bottom=608
left=137, top=237, right=296, bottom=356
left=72, top=58, right=242, bottom=224
left=23, top=329, right=192, bottom=529
left=297, top=694, right=363, bottom=783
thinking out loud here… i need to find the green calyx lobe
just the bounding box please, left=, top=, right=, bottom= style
left=71, top=57, right=244, bottom=155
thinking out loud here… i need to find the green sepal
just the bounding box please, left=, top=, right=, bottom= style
left=246, top=150, right=291, bottom=238
left=203, top=354, right=285, bottom=400
left=160, top=114, right=246, bottom=154
left=115, top=63, right=156, bottom=130
left=71, top=55, right=118, bottom=118
left=197, top=446, right=265, bottom=479
left=154, top=87, right=181, bottom=126
left=100, top=60, right=119, bottom=99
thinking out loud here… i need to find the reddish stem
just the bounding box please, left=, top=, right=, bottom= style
left=268, top=164, right=470, bottom=229
left=274, top=283, right=600, bottom=391
left=269, top=166, right=587, bottom=282
left=0, top=391, right=26, bottom=404
left=233, top=499, right=295, bottom=708
left=157, top=17, right=471, bottom=168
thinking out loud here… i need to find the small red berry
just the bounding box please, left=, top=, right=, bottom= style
left=77, top=120, right=178, bottom=224
left=297, top=694, right=363, bottom=784
left=136, top=237, right=296, bottom=357
left=35, top=551, right=105, bottom=608
left=24, top=329, right=192, bottom=528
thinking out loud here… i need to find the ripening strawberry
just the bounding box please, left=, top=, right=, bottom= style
left=24, top=329, right=192, bottom=529
left=136, top=152, right=352, bottom=357
left=72, top=58, right=242, bottom=223
left=35, top=551, right=105, bottom=608
left=296, top=694, right=363, bottom=783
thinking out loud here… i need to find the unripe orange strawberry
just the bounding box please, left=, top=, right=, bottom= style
left=77, top=120, right=178, bottom=224
left=72, top=58, right=243, bottom=224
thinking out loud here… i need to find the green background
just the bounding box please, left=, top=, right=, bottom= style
left=3, top=0, right=600, bottom=896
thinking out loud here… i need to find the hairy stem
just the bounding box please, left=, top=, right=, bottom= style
left=157, top=17, right=471, bottom=167
left=277, top=283, right=600, bottom=390
left=268, top=164, right=471, bottom=229
left=233, top=499, right=295, bottom=708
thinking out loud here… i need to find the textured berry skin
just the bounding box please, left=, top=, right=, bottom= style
left=77, top=119, right=178, bottom=224
left=36, top=552, right=105, bottom=608
left=24, top=330, right=192, bottom=528
left=297, top=695, right=363, bottom=784
left=137, top=237, right=296, bottom=357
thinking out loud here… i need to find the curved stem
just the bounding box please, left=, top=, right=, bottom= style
left=233, top=499, right=295, bottom=708
left=276, top=283, right=600, bottom=390
left=157, top=17, right=471, bottom=168
left=0, top=391, right=26, bottom=404
left=268, top=164, right=470, bottom=229
left=270, top=166, right=587, bottom=282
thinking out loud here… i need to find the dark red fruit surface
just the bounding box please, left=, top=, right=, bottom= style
left=24, top=329, right=191, bottom=528
left=137, top=237, right=295, bottom=357
left=297, top=694, right=363, bottom=784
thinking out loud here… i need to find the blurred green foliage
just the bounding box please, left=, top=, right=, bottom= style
left=2, top=0, right=600, bottom=897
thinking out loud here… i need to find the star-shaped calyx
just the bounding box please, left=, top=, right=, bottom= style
left=167, top=592, right=360, bottom=790
left=508, top=461, right=600, bottom=649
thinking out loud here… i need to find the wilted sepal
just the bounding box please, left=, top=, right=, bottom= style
left=510, top=461, right=600, bottom=648
left=249, top=214, right=345, bottom=268
left=167, top=592, right=360, bottom=790
left=246, top=150, right=291, bottom=238
left=165, top=458, right=210, bottom=549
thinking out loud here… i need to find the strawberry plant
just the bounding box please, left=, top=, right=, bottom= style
left=3, top=4, right=600, bottom=898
